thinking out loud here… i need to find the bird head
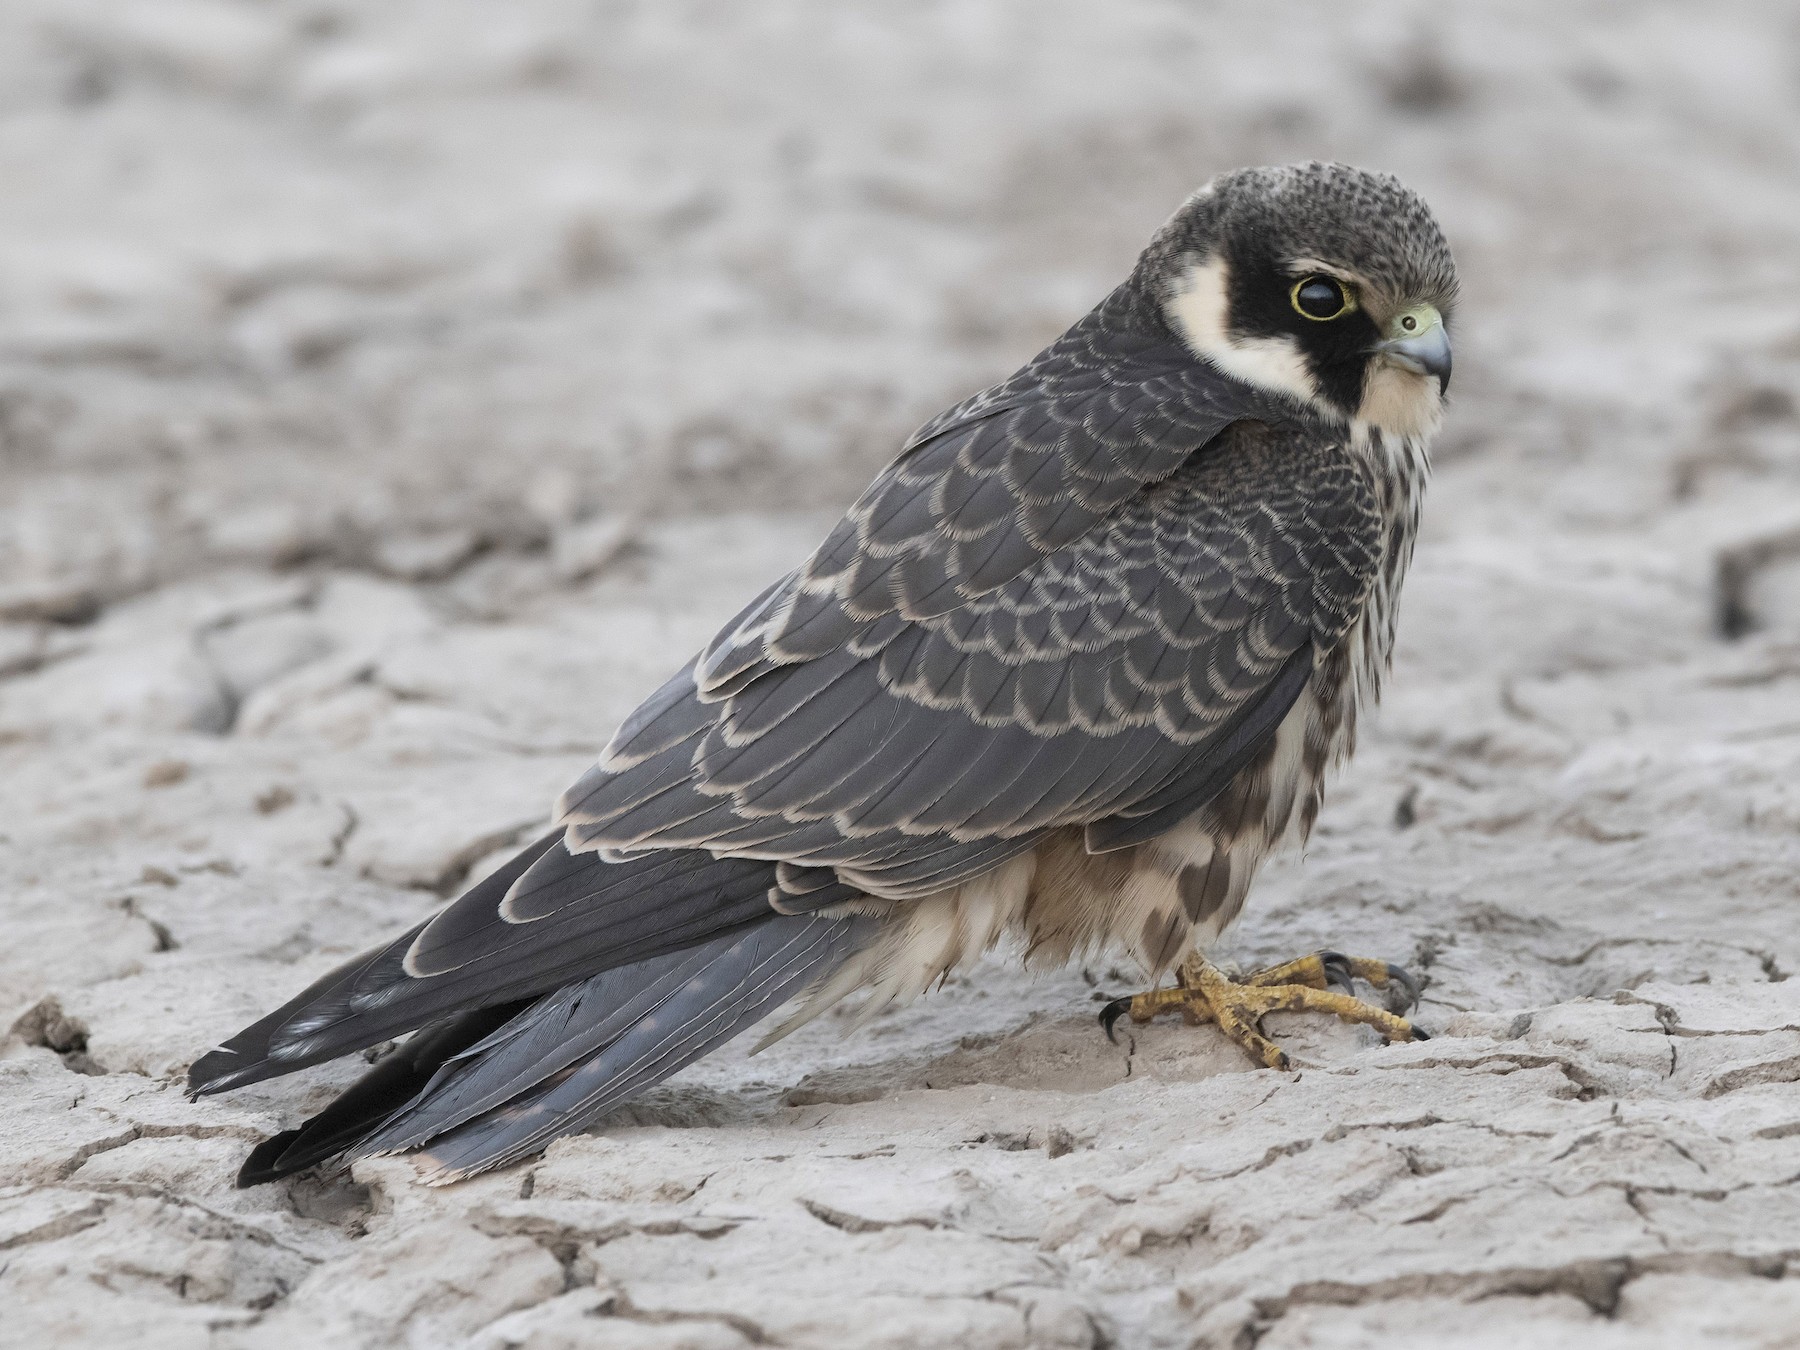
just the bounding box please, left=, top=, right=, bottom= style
left=1146, top=162, right=1458, bottom=439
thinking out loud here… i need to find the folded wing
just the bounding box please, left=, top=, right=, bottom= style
left=564, top=417, right=1384, bottom=895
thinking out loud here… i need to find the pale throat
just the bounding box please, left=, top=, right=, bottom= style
left=1163, top=256, right=1443, bottom=441
left=1356, top=361, right=1443, bottom=442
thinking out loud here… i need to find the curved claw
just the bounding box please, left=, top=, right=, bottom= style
left=1100, top=997, right=1133, bottom=1044
left=1319, top=951, right=1357, bottom=996
left=1318, top=950, right=1423, bottom=1012
left=1384, top=962, right=1422, bottom=1012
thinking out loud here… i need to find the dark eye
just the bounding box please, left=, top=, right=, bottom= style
left=1290, top=275, right=1354, bottom=321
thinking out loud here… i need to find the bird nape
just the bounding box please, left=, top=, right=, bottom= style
left=189, top=161, right=1457, bottom=1186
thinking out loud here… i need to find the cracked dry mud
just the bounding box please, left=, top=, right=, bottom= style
left=6, top=3, right=1800, bottom=1348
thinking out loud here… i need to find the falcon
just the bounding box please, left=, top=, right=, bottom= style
left=190, top=162, right=1458, bottom=1185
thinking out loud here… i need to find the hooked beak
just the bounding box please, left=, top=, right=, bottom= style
left=1378, top=318, right=1452, bottom=394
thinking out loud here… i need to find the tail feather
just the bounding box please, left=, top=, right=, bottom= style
left=234, top=999, right=532, bottom=1187
left=362, top=939, right=731, bottom=1152
left=193, top=821, right=883, bottom=1184
left=232, top=913, right=872, bottom=1185
left=405, top=913, right=872, bottom=1181
left=187, top=835, right=780, bottom=1097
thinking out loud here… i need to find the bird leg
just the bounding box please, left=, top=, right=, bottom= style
left=1100, top=950, right=1427, bottom=1070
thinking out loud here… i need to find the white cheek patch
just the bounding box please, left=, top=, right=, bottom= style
left=1165, top=256, right=1319, bottom=405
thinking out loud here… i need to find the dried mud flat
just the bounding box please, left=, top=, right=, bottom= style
left=7, top=3, right=1800, bottom=1347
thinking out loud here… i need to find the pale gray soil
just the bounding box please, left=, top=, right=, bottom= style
left=6, top=3, right=1800, bottom=1347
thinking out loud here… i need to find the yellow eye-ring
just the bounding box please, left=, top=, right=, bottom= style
left=1290, top=275, right=1356, bottom=321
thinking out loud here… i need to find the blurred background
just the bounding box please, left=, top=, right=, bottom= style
left=1, top=0, right=1797, bottom=628
left=11, top=7, right=1800, bottom=1343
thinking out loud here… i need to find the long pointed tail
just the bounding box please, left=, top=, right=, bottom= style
left=189, top=835, right=789, bottom=1099
left=233, top=912, right=872, bottom=1186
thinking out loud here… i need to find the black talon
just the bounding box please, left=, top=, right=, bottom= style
left=1409, top=1025, right=1431, bottom=1041
left=1100, top=997, right=1132, bottom=1044
left=1384, top=962, right=1422, bottom=1011
left=1319, top=951, right=1356, bottom=995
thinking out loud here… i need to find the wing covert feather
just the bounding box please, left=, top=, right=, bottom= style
left=562, top=408, right=1384, bottom=898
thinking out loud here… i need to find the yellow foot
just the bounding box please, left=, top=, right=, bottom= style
left=1100, top=950, right=1428, bottom=1070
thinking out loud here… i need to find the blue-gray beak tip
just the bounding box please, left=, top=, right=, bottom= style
left=1380, top=326, right=1453, bottom=394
